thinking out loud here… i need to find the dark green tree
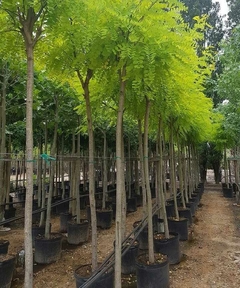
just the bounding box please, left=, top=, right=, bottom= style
left=226, top=0, right=240, bottom=29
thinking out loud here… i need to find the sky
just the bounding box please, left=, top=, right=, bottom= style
left=213, top=0, right=229, bottom=17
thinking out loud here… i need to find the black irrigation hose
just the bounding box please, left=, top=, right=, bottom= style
left=0, top=197, right=74, bottom=226
left=80, top=203, right=159, bottom=288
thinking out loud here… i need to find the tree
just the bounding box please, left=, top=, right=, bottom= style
left=0, top=1, right=59, bottom=286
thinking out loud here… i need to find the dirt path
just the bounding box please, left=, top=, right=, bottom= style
left=170, top=183, right=240, bottom=288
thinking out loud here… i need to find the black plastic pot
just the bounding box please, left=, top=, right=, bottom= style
left=186, top=200, right=196, bottom=217
left=55, top=200, right=69, bottom=215
left=151, top=187, right=156, bottom=198
left=67, top=219, right=89, bottom=245
left=154, top=232, right=181, bottom=264
left=136, top=253, right=169, bottom=288
left=121, top=240, right=139, bottom=274
left=136, top=194, right=143, bottom=207
left=167, top=218, right=188, bottom=241
left=34, top=233, right=62, bottom=264
left=178, top=208, right=192, bottom=226
left=165, top=203, right=175, bottom=218
left=32, top=224, right=51, bottom=248
left=0, top=254, right=16, bottom=288
left=223, top=187, right=233, bottom=198
left=96, top=210, right=113, bottom=229
left=191, top=193, right=200, bottom=205
left=127, top=197, right=137, bottom=213
left=0, top=240, right=9, bottom=255
left=133, top=221, right=149, bottom=250
left=74, top=264, right=114, bottom=288
left=60, top=212, right=72, bottom=233
left=4, top=207, right=16, bottom=220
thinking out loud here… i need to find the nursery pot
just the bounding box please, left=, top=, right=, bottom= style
left=167, top=217, right=188, bottom=241
left=178, top=207, right=192, bottom=226
left=186, top=200, right=196, bottom=217
left=34, top=233, right=62, bottom=264
left=32, top=224, right=51, bottom=248
left=165, top=203, right=175, bottom=218
left=0, top=240, right=9, bottom=255
left=133, top=221, right=149, bottom=250
left=136, top=194, right=143, bottom=207
left=0, top=254, right=16, bottom=288
left=4, top=207, right=16, bottom=220
left=127, top=197, right=137, bottom=213
left=96, top=209, right=113, bottom=229
left=154, top=232, right=181, bottom=264
left=223, top=187, right=233, bottom=198
left=121, top=239, right=139, bottom=274
left=67, top=219, right=89, bottom=245
left=74, top=263, right=114, bottom=288
left=136, top=253, right=169, bottom=288
left=60, top=212, right=72, bottom=233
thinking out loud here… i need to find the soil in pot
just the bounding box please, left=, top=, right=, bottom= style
left=136, top=252, right=169, bottom=288
left=0, top=240, right=9, bottom=255
left=167, top=217, right=188, bottom=241
left=154, top=232, right=181, bottom=264
left=67, top=219, right=89, bottom=245
left=96, top=209, right=113, bottom=229
left=0, top=254, right=16, bottom=288
left=34, top=233, right=62, bottom=264
left=74, top=263, right=114, bottom=288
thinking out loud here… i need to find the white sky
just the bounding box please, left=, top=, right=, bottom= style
left=213, top=0, right=229, bottom=17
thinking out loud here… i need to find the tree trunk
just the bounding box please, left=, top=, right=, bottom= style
left=158, top=118, right=169, bottom=237
left=169, top=122, right=179, bottom=220
left=138, top=119, right=147, bottom=218
left=45, top=95, right=58, bottom=239
left=22, top=40, right=34, bottom=287
left=0, top=68, right=8, bottom=223
left=115, top=67, right=126, bottom=288
left=143, top=97, right=154, bottom=264
left=77, top=68, right=97, bottom=270
left=102, top=131, right=107, bottom=210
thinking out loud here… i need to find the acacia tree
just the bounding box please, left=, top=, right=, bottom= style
left=0, top=1, right=60, bottom=286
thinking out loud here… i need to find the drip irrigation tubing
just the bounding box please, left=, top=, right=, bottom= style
left=0, top=197, right=74, bottom=226
left=79, top=203, right=159, bottom=288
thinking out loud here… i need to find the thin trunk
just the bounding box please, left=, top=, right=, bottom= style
left=138, top=119, right=147, bottom=218
left=77, top=68, right=97, bottom=270
left=143, top=97, right=154, bottom=264
left=177, top=139, right=185, bottom=209
left=128, top=137, right=131, bottom=198
left=115, top=67, right=126, bottom=288
left=61, top=137, right=65, bottom=199
left=24, top=42, right=34, bottom=288
left=102, top=131, right=107, bottom=210
left=37, top=140, right=42, bottom=208
left=0, top=70, right=7, bottom=222
left=158, top=118, right=169, bottom=237
left=121, top=131, right=126, bottom=240
left=45, top=95, right=58, bottom=239
left=169, top=122, right=179, bottom=220
left=40, top=122, right=47, bottom=227
left=76, top=131, right=81, bottom=223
